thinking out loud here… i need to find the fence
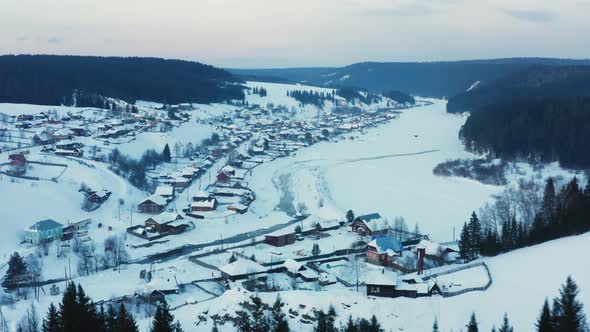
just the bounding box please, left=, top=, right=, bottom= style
left=422, top=262, right=493, bottom=298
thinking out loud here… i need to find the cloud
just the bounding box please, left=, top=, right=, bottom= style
left=47, top=36, right=63, bottom=44
left=16, top=36, right=28, bottom=42
left=501, top=9, right=555, bottom=23
left=364, top=3, right=435, bottom=16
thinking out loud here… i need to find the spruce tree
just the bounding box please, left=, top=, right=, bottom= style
left=369, top=315, right=382, bottom=332
left=467, top=312, right=479, bottom=332
left=115, top=303, right=138, bottom=332
left=468, top=212, right=482, bottom=259
left=498, top=313, right=514, bottom=332
left=459, top=222, right=470, bottom=259
left=432, top=317, right=439, bottom=332
left=59, top=282, right=79, bottom=332
left=235, top=310, right=253, bottom=332
left=552, top=276, right=588, bottom=332
left=541, top=178, right=556, bottom=223
left=162, top=144, right=171, bottom=162
left=105, top=304, right=117, bottom=332
left=536, top=299, right=554, bottom=332
left=271, top=296, right=289, bottom=332
left=42, top=303, right=61, bottom=332
left=151, top=303, right=175, bottom=332
left=2, top=252, right=29, bottom=290
left=346, top=210, right=355, bottom=224
left=250, top=295, right=269, bottom=332
left=343, top=316, right=358, bottom=332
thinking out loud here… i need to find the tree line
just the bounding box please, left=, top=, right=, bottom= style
left=287, top=89, right=335, bottom=107
left=457, top=176, right=590, bottom=259
left=0, top=55, right=245, bottom=106
left=12, top=282, right=184, bottom=332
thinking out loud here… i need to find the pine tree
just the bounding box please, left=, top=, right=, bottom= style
left=541, top=178, right=556, bottom=223
left=2, top=252, right=29, bottom=290
left=151, top=303, right=175, bottom=332
left=467, top=313, right=479, bottom=332
left=105, top=304, right=117, bottom=332
left=346, top=210, right=355, bottom=224
left=77, top=284, right=99, bottom=332
left=536, top=299, right=555, bottom=332
left=369, top=315, right=382, bottom=332
left=115, top=304, right=138, bottom=332
left=343, top=316, right=358, bottom=332
left=250, top=295, right=269, bottom=332
left=468, top=212, right=482, bottom=259
left=235, top=310, right=252, bottom=332
left=498, top=313, right=513, bottom=332
left=432, top=317, right=439, bottom=332
left=312, top=243, right=321, bottom=257
left=162, top=144, right=171, bottom=162
left=59, top=282, right=79, bottom=332
left=459, top=222, right=470, bottom=259
left=552, top=276, right=588, bottom=332
left=271, top=296, right=289, bottom=332
left=42, top=303, right=60, bottom=332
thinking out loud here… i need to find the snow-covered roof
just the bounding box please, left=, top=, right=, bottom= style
left=365, top=269, right=398, bottom=286
left=194, top=190, right=210, bottom=199
left=146, top=212, right=184, bottom=225
left=416, top=240, right=457, bottom=256
left=357, top=213, right=390, bottom=232
left=228, top=203, right=248, bottom=211
left=219, top=259, right=265, bottom=276
left=283, top=259, right=305, bottom=274
left=368, top=237, right=403, bottom=255
left=154, top=186, right=174, bottom=197
left=139, top=194, right=167, bottom=206
left=191, top=199, right=217, bottom=209
left=25, top=219, right=64, bottom=232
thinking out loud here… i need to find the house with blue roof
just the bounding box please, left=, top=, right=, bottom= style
left=24, top=219, right=64, bottom=244
left=351, top=212, right=390, bottom=236
left=367, top=236, right=403, bottom=266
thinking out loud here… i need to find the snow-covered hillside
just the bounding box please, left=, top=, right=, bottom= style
left=169, top=232, right=590, bottom=332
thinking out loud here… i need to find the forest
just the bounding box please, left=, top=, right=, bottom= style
left=452, top=65, right=590, bottom=169
left=0, top=55, right=245, bottom=106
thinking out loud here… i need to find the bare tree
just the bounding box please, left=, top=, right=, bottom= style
left=26, top=255, right=42, bottom=301
left=104, top=236, right=129, bottom=272
left=16, top=302, right=39, bottom=332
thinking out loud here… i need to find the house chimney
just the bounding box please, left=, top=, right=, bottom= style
left=417, top=247, right=426, bottom=275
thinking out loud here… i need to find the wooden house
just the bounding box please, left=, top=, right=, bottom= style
left=367, top=236, right=403, bottom=266
left=351, top=213, right=389, bottom=236
left=265, top=229, right=296, bottom=247
left=138, top=195, right=167, bottom=214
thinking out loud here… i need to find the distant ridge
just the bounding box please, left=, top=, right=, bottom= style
left=229, top=58, right=590, bottom=98
left=0, top=54, right=245, bottom=106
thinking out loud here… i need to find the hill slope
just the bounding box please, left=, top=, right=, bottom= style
left=0, top=55, right=245, bottom=106
left=454, top=66, right=590, bottom=168
left=229, top=58, right=590, bottom=98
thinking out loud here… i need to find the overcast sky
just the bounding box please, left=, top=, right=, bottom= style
left=1, top=0, right=589, bottom=68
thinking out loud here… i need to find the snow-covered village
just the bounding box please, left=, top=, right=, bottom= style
left=2, top=2, right=590, bottom=332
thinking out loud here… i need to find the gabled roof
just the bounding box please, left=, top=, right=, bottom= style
left=368, top=236, right=403, bottom=255
left=219, top=259, right=265, bottom=276
left=146, top=212, right=184, bottom=225
left=154, top=186, right=174, bottom=197
left=365, top=269, right=398, bottom=286
left=139, top=194, right=167, bottom=206
left=357, top=213, right=382, bottom=222
left=26, top=219, right=64, bottom=232
left=283, top=259, right=306, bottom=274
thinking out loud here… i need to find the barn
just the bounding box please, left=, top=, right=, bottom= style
left=265, top=229, right=296, bottom=247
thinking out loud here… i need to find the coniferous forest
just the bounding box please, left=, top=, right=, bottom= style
left=451, top=65, right=590, bottom=169
left=0, top=55, right=245, bottom=106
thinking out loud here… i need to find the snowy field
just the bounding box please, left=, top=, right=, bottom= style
left=168, top=232, right=590, bottom=332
